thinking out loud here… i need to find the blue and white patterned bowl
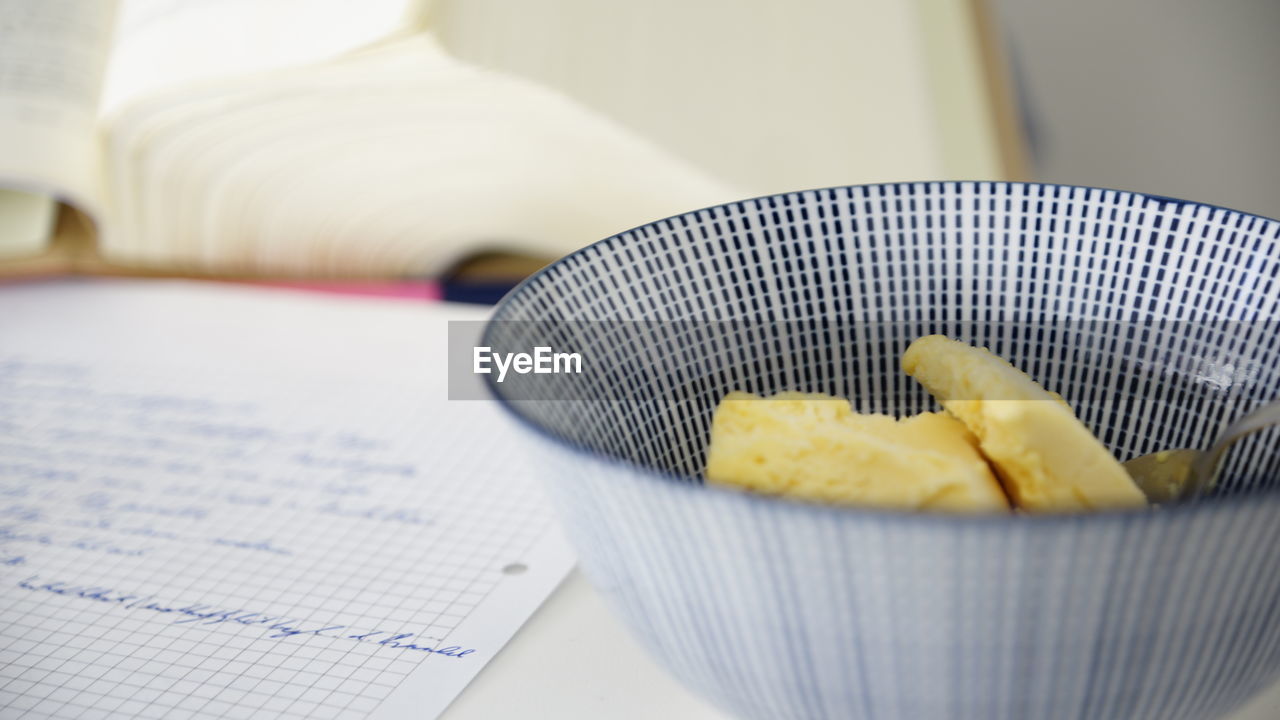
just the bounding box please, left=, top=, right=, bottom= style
left=482, top=182, right=1280, bottom=720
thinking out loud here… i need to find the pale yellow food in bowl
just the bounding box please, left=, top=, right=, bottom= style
left=705, top=392, right=1010, bottom=513
left=902, top=335, right=1146, bottom=512
left=706, top=336, right=1147, bottom=513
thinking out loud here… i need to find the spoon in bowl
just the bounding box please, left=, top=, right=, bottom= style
left=1123, top=400, right=1280, bottom=504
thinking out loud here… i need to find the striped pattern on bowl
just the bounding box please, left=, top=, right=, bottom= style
left=483, top=182, right=1280, bottom=720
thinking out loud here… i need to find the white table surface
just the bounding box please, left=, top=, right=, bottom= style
left=444, top=569, right=1280, bottom=720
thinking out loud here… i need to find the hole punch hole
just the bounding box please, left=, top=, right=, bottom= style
left=501, top=562, right=527, bottom=575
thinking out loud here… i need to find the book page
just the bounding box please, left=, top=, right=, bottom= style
left=0, top=280, right=575, bottom=719
left=431, top=0, right=1007, bottom=193
left=98, top=36, right=738, bottom=277
left=0, top=190, right=57, bottom=259
left=0, top=0, right=116, bottom=246
left=100, top=0, right=420, bottom=116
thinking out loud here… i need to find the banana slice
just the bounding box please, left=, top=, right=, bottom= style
left=901, top=335, right=1146, bottom=512
left=705, top=391, right=1010, bottom=513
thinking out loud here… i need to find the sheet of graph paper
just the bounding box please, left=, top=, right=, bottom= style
left=0, top=279, right=575, bottom=720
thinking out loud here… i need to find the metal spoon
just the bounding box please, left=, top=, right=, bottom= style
left=1123, top=400, right=1280, bottom=503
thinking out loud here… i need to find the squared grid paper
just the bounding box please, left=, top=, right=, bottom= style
left=0, top=282, right=575, bottom=720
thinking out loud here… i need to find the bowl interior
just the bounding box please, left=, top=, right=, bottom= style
left=487, top=183, right=1280, bottom=500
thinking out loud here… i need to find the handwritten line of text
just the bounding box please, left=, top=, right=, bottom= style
left=16, top=576, right=474, bottom=658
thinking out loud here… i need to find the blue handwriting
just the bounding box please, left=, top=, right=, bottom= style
left=16, top=576, right=475, bottom=658
left=211, top=538, right=291, bottom=555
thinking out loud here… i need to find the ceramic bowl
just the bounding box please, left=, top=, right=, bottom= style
left=483, top=182, right=1280, bottom=720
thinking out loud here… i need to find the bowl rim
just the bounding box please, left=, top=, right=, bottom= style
left=481, top=180, right=1280, bottom=525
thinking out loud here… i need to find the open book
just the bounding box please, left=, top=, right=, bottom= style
left=0, top=0, right=1018, bottom=279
